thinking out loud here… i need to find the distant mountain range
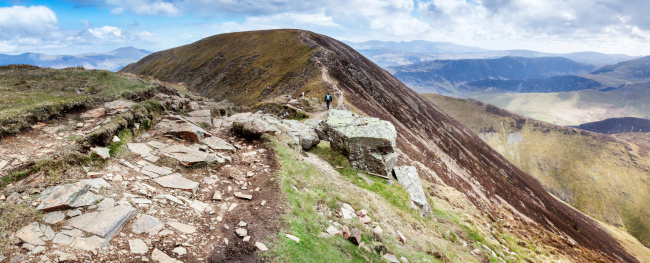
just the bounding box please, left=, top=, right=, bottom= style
left=573, top=117, right=650, bottom=134
left=389, top=56, right=597, bottom=95
left=346, top=40, right=639, bottom=68
left=0, top=47, right=152, bottom=71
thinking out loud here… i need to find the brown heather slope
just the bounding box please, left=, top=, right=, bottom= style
left=121, top=29, right=636, bottom=262
left=423, top=93, right=650, bottom=249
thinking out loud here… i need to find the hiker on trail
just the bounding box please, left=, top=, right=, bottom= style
left=325, top=92, right=333, bottom=110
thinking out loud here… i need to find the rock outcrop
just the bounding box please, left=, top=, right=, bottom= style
left=231, top=113, right=281, bottom=138
left=322, top=110, right=397, bottom=176
left=282, top=120, right=320, bottom=150
left=392, top=166, right=431, bottom=217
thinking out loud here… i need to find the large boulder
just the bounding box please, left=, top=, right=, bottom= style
left=323, top=110, right=397, bottom=176
left=392, top=166, right=431, bottom=217
left=282, top=120, right=320, bottom=150
left=232, top=113, right=281, bottom=138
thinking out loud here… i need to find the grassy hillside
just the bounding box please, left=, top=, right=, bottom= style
left=121, top=30, right=325, bottom=108
left=471, top=84, right=650, bottom=126
left=0, top=65, right=158, bottom=138
left=121, top=29, right=638, bottom=261
left=424, top=93, right=650, bottom=248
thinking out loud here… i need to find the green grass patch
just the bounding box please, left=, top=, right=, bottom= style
left=0, top=203, right=42, bottom=253
left=266, top=139, right=381, bottom=262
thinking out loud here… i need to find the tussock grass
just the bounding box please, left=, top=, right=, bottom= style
left=0, top=66, right=157, bottom=138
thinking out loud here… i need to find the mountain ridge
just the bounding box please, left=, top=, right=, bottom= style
left=0, top=46, right=152, bottom=71
left=121, top=29, right=638, bottom=262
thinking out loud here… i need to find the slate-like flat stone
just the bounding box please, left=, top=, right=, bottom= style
left=158, top=145, right=208, bottom=166
left=70, top=191, right=105, bottom=208
left=127, top=143, right=152, bottom=157
left=167, top=222, right=196, bottom=234
left=43, top=211, right=66, bottom=224
left=153, top=174, right=199, bottom=193
left=37, top=183, right=90, bottom=211
left=131, top=215, right=164, bottom=235
left=16, top=222, right=45, bottom=246
left=202, top=137, right=235, bottom=152
left=142, top=165, right=173, bottom=176
left=68, top=205, right=136, bottom=241
left=73, top=235, right=107, bottom=251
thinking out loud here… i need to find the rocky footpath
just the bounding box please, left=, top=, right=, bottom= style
left=0, top=94, right=283, bottom=262
left=1, top=91, right=433, bottom=262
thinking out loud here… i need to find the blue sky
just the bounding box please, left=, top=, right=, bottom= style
left=1, top=0, right=648, bottom=56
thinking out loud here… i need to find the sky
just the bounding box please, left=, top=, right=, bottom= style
left=0, top=0, right=648, bottom=56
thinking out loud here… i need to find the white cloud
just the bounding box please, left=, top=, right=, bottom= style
left=106, top=0, right=180, bottom=16
left=0, top=6, right=58, bottom=38
left=88, top=26, right=124, bottom=39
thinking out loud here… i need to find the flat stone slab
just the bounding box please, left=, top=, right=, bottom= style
left=159, top=145, right=209, bottom=166
left=167, top=222, right=196, bottom=234
left=152, top=248, right=182, bottom=263
left=68, top=205, right=136, bottom=241
left=129, top=239, right=148, bottom=254
left=73, top=235, right=107, bottom=251
left=187, top=110, right=211, bottom=117
left=127, top=143, right=152, bottom=157
left=37, top=182, right=90, bottom=211
left=43, top=211, right=66, bottom=224
left=52, top=233, right=74, bottom=246
left=142, top=164, right=173, bottom=176
left=234, top=192, right=252, bottom=200
left=156, top=119, right=211, bottom=142
left=393, top=166, right=431, bottom=217
left=16, top=222, right=46, bottom=246
left=81, top=178, right=111, bottom=190
left=202, top=136, right=235, bottom=152
left=131, top=215, right=164, bottom=235
left=91, top=147, right=110, bottom=159
left=153, top=174, right=199, bottom=193
left=70, top=191, right=104, bottom=208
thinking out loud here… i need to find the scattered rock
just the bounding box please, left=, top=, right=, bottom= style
left=373, top=226, right=383, bottom=236
left=127, top=143, right=152, bottom=157
left=172, top=246, right=187, bottom=256
left=15, top=170, right=45, bottom=188
left=151, top=248, right=182, bottom=263
left=234, top=192, right=252, bottom=200
left=97, top=198, right=116, bottom=211
left=156, top=119, right=211, bottom=142
left=348, top=228, right=362, bottom=245
left=131, top=215, right=164, bottom=235
left=52, top=233, right=74, bottom=246
left=37, top=182, right=90, bottom=211
left=255, top=242, right=268, bottom=251
left=159, top=145, right=210, bottom=166
left=382, top=254, right=400, bottom=263
left=396, top=230, right=406, bottom=245
left=286, top=234, right=300, bottom=243
left=67, top=205, right=137, bottom=241
left=70, top=191, right=105, bottom=208
left=91, top=147, right=111, bottom=159
left=80, top=108, right=106, bottom=119
left=212, top=191, right=222, bottom=201
left=236, top=228, right=248, bottom=237
left=190, top=200, right=211, bottom=213
left=153, top=173, right=200, bottom=194
left=16, top=222, right=46, bottom=246
left=341, top=225, right=351, bottom=239
left=129, top=239, right=149, bottom=254
left=232, top=114, right=280, bottom=138
left=44, top=211, right=66, bottom=224
left=142, top=164, right=173, bottom=177
left=392, top=166, right=431, bottom=217
left=73, top=235, right=107, bottom=251
left=282, top=119, right=320, bottom=150
left=202, top=136, right=235, bottom=152
left=326, top=226, right=339, bottom=236
left=323, top=110, right=397, bottom=176
left=168, top=222, right=196, bottom=234
left=81, top=178, right=111, bottom=190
